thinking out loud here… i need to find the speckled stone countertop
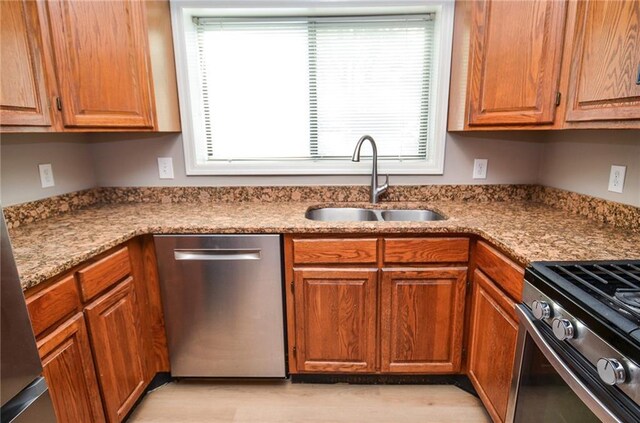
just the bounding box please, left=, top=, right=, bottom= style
left=9, top=200, right=640, bottom=291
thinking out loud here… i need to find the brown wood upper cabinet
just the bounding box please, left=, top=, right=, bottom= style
left=0, top=0, right=180, bottom=132
left=466, top=0, right=567, bottom=126
left=46, top=0, right=155, bottom=129
left=450, top=0, right=640, bottom=130
left=0, top=0, right=52, bottom=128
left=565, top=0, right=640, bottom=122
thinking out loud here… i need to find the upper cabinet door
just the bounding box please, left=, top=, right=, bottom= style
left=566, top=0, right=640, bottom=122
left=0, top=0, right=51, bottom=127
left=467, top=0, right=567, bottom=126
left=46, top=0, right=155, bottom=129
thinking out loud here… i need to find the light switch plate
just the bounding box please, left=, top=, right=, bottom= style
left=158, top=157, right=174, bottom=179
left=38, top=163, right=55, bottom=188
left=608, top=165, right=626, bottom=193
left=473, top=159, right=488, bottom=179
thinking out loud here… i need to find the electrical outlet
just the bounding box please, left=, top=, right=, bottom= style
left=473, top=159, right=488, bottom=179
left=158, top=157, right=174, bottom=179
left=38, top=164, right=55, bottom=188
left=608, top=165, right=626, bottom=193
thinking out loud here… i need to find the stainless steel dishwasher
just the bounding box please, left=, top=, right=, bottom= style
left=154, top=235, right=286, bottom=378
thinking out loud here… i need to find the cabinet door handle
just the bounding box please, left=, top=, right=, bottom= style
left=174, top=249, right=261, bottom=261
left=636, top=63, right=640, bottom=85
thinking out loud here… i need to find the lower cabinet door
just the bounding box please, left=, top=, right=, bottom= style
left=85, top=277, right=147, bottom=422
left=293, top=268, right=378, bottom=373
left=468, top=269, right=519, bottom=423
left=38, top=313, right=106, bottom=423
left=380, top=268, right=467, bottom=373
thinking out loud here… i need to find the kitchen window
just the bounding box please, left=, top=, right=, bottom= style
left=171, top=1, right=454, bottom=175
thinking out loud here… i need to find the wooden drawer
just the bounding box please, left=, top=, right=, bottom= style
left=475, top=241, right=524, bottom=302
left=383, top=238, right=469, bottom=264
left=26, top=275, right=81, bottom=337
left=77, top=247, right=132, bottom=302
left=292, top=238, right=378, bottom=264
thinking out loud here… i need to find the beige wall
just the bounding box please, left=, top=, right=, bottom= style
left=2, top=129, right=638, bottom=209
left=89, top=132, right=544, bottom=187
left=1, top=134, right=97, bottom=206
left=539, top=130, right=640, bottom=207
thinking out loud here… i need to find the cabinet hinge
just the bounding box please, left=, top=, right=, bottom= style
left=292, top=346, right=297, bottom=356
left=555, top=92, right=561, bottom=107
left=55, top=97, right=62, bottom=111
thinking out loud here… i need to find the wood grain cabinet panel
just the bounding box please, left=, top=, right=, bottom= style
left=566, top=0, right=640, bottom=122
left=45, top=0, right=155, bottom=128
left=293, top=238, right=378, bottom=265
left=38, top=313, right=106, bottom=423
left=0, top=0, right=52, bottom=127
left=475, top=241, right=524, bottom=302
left=77, top=246, right=132, bottom=302
left=468, top=270, right=519, bottom=423
left=26, top=274, right=80, bottom=337
left=85, top=278, right=147, bottom=423
left=25, top=239, right=167, bottom=423
left=293, top=268, right=378, bottom=373
left=380, top=268, right=467, bottom=374
left=383, top=238, right=469, bottom=264
left=467, top=0, right=567, bottom=126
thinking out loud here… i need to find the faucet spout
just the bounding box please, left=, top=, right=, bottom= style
left=351, top=135, right=389, bottom=204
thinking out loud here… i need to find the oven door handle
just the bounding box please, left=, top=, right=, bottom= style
left=515, top=305, right=623, bottom=423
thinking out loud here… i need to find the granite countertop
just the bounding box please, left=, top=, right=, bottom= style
left=9, top=200, right=640, bottom=290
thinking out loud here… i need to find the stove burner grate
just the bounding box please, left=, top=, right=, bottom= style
left=614, top=289, right=640, bottom=312
left=550, top=262, right=640, bottom=320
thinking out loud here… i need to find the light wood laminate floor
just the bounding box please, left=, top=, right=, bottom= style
left=128, top=381, right=490, bottom=423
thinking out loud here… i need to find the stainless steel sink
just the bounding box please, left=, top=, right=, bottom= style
left=305, top=208, right=379, bottom=222
left=380, top=209, right=445, bottom=222
left=305, top=207, right=445, bottom=222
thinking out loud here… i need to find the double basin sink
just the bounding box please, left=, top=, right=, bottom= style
left=305, top=207, right=445, bottom=222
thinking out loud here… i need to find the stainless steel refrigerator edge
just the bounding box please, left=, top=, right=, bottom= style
left=1, top=211, right=57, bottom=422
left=154, top=235, right=286, bottom=377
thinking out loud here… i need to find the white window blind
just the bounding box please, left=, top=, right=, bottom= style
left=193, top=15, right=435, bottom=163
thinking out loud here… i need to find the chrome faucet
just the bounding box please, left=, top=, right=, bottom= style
left=352, top=135, right=389, bottom=204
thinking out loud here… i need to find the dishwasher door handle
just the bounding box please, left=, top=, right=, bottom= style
left=174, top=249, right=262, bottom=261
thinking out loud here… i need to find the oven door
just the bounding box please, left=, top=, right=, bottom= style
left=507, top=305, right=637, bottom=423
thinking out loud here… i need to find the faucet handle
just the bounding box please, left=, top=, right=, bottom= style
left=382, top=174, right=390, bottom=189
left=377, top=174, right=390, bottom=195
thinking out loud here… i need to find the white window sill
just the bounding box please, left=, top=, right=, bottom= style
left=186, top=160, right=444, bottom=175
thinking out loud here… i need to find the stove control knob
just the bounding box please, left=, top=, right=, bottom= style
left=551, top=318, right=574, bottom=341
left=597, top=358, right=626, bottom=386
left=531, top=300, right=551, bottom=320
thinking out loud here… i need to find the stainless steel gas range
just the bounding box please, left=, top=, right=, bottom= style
left=508, top=261, right=640, bottom=422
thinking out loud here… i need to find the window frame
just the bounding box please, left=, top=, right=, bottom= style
left=171, top=0, right=454, bottom=176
